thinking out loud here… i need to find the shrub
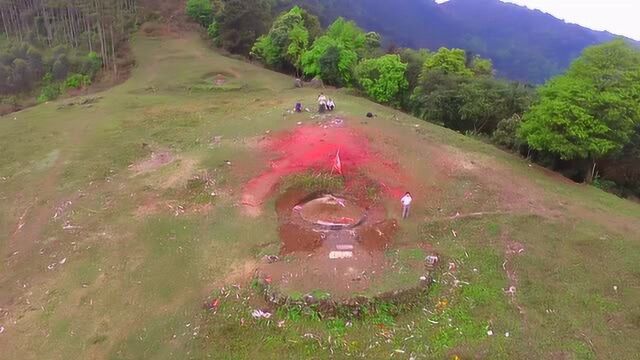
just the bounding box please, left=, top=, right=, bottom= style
left=82, top=51, right=102, bottom=77
left=64, top=73, right=91, bottom=89
left=492, top=114, right=524, bottom=150
left=186, top=0, right=214, bottom=27
left=37, top=73, right=60, bottom=102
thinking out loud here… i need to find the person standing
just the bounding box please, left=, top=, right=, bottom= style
left=401, top=192, right=413, bottom=219
left=318, top=93, right=327, bottom=113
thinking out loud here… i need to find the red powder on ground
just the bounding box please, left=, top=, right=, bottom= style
left=242, top=124, right=407, bottom=212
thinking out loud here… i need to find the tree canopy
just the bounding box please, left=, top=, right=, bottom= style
left=423, top=48, right=473, bottom=77
left=300, top=18, right=371, bottom=86
left=215, top=0, right=272, bottom=55
left=251, top=6, right=320, bottom=74
left=355, top=54, right=408, bottom=105
left=518, top=40, right=640, bottom=181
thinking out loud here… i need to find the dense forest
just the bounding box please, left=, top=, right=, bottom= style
left=0, top=0, right=137, bottom=112
left=272, top=0, right=638, bottom=84
left=187, top=0, right=640, bottom=198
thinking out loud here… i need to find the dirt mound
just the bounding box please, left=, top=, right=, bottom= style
left=242, top=122, right=408, bottom=212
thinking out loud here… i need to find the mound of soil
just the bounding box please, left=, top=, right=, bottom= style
left=242, top=121, right=408, bottom=213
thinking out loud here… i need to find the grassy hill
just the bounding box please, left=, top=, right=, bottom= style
left=0, top=28, right=639, bottom=359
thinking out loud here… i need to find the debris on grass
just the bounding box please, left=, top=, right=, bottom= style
left=262, top=255, right=280, bottom=264
left=59, top=257, right=67, bottom=265
left=251, top=309, right=272, bottom=319
left=425, top=255, right=439, bottom=266
left=504, top=286, right=516, bottom=296
left=204, top=298, right=220, bottom=311
left=487, top=330, right=494, bottom=336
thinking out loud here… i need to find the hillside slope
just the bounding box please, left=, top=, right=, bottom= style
left=277, top=0, right=635, bottom=83
left=0, top=28, right=639, bottom=359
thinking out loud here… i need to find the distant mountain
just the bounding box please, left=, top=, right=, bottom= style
left=276, top=0, right=638, bottom=83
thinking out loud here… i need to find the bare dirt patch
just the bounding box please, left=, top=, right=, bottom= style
left=130, top=150, right=175, bottom=175
left=242, top=120, right=409, bottom=214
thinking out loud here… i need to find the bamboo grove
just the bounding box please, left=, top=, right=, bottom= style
left=0, top=0, right=137, bottom=73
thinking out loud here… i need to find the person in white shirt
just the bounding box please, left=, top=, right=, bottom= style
left=327, top=98, right=335, bottom=111
left=401, top=192, right=413, bottom=219
left=317, top=93, right=327, bottom=113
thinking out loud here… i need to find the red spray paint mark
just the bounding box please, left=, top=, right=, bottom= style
left=242, top=124, right=408, bottom=212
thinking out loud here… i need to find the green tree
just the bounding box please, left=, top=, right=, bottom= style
left=300, top=18, right=366, bottom=85
left=519, top=40, right=640, bottom=183
left=355, top=54, right=408, bottom=104
left=251, top=6, right=318, bottom=74
left=216, top=0, right=272, bottom=55
left=470, top=56, right=494, bottom=77
left=186, top=0, right=215, bottom=27
left=317, top=44, right=358, bottom=86
left=424, top=48, right=472, bottom=76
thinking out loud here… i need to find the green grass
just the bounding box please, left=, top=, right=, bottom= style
left=281, top=171, right=345, bottom=193
left=0, top=30, right=639, bottom=360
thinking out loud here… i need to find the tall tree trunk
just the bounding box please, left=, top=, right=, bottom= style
left=585, top=159, right=597, bottom=184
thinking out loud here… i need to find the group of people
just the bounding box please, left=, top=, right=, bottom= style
left=317, top=93, right=335, bottom=113
left=294, top=92, right=337, bottom=114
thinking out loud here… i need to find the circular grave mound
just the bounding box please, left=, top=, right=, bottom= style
left=298, top=194, right=365, bottom=227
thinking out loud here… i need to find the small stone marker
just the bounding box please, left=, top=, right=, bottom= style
left=329, top=251, right=353, bottom=259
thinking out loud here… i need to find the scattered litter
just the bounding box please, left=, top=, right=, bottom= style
left=297, top=121, right=303, bottom=125
left=224, top=160, right=232, bottom=166
left=487, top=330, right=494, bottom=336
left=504, top=286, right=516, bottom=295
left=505, top=332, right=510, bottom=337
left=277, top=320, right=285, bottom=328
left=251, top=309, right=272, bottom=319
left=613, top=285, right=618, bottom=292
left=262, top=255, right=280, bottom=264
left=448, top=262, right=457, bottom=271
left=204, top=298, right=220, bottom=311
left=59, top=258, right=67, bottom=265
left=0, top=326, right=4, bottom=334
left=394, top=349, right=405, bottom=354
left=425, top=255, right=439, bottom=266
left=419, top=276, right=428, bottom=281
left=427, top=319, right=439, bottom=324
left=62, top=221, right=80, bottom=230
left=47, top=263, right=56, bottom=270
left=451, top=230, right=457, bottom=237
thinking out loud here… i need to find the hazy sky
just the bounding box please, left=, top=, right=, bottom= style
left=437, top=0, right=640, bottom=40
